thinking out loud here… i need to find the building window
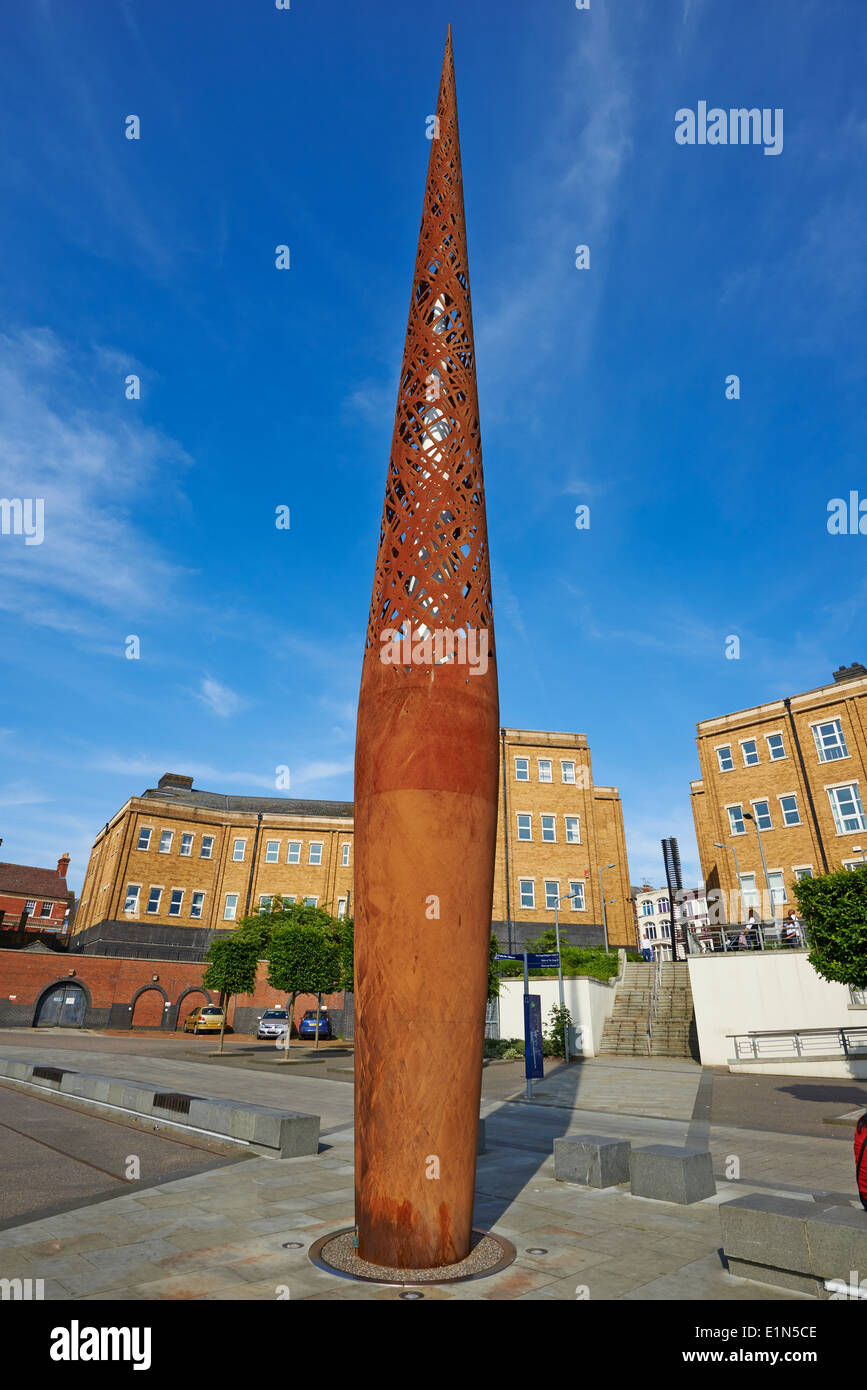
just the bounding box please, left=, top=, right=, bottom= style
left=265, top=840, right=280, bottom=864
left=544, top=880, right=560, bottom=910
left=561, top=761, right=576, bottom=784
left=793, top=867, right=813, bottom=881
left=716, top=746, right=734, bottom=773
left=646, top=925, right=657, bottom=940
left=232, top=839, right=246, bottom=861
left=641, top=900, right=654, bottom=916
left=739, top=873, right=759, bottom=911
left=516, top=814, right=532, bottom=841
left=515, top=758, right=529, bottom=782
left=727, top=805, right=746, bottom=836
left=190, top=891, right=205, bottom=919
left=828, top=783, right=867, bottom=835
left=659, top=922, right=671, bottom=938
left=337, top=898, right=347, bottom=919
left=159, top=830, right=173, bottom=854
left=766, top=733, right=786, bottom=760
left=741, top=740, right=760, bottom=766
left=564, top=815, right=581, bottom=844
left=538, top=759, right=553, bottom=783
left=541, top=815, right=556, bottom=843
left=24, top=899, right=36, bottom=914
left=259, top=895, right=273, bottom=913
left=137, top=827, right=152, bottom=851
left=342, top=843, right=350, bottom=867
left=569, top=880, right=585, bottom=911
left=179, top=833, right=194, bottom=857
left=779, top=795, right=801, bottom=826
left=519, top=879, right=535, bottom=910
left=124, top=885, right=140, bottom=913
left=200, top=835, right=214, bottom=859
left=283, top=896, right=296, bottom=905
left=309, top=843, right=323, bottom=865
left=39, top=901, right=53, bottom=917
left=813, top=719, right=849, bottom=763
left=657, top=898, right=670, bottom=914
left=146, top=888, right=162, bottom=915
left=752, top=800, right=773, bottom=831
left=843, top=860, right=865, bottom=872
left=223, top=894, right=239, bottom=921
left=304, top=896, right=318, bottom=907
left=767, top=871, right=786, bottom=906
left=287, top=841, right=301, bottom=864
left=168, top=889, right=184, bottom=917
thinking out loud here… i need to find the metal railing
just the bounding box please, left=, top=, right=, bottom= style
left=727, top=1025, right=867, bottom=1060
left=646, top=956, right=663, bottom=1053
left=688, top=922, right=805, bottom=954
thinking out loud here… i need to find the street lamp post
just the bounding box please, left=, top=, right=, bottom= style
left=714, top=840, right=742, bottom=945
left=551, top=888, right=578, bottom=1064
left=743, top=811, right=775, bottom=930
left=599, top=863, right=615, bottom=954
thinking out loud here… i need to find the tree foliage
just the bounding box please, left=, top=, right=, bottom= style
left=201, top=932, right=260, bottom=1052
left=794, top=866, right=867, bottom=990
left=266, top=923, right=342, bottom=998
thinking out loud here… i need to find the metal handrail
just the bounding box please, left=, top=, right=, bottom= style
left=726, top=1025, right=867, bottom=1061
left=646, top=956, right=663, bottom=1053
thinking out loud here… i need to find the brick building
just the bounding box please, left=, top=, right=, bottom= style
left=0, top=854, right=75, bottom=940
left=73, top=728, right=633, bottom=959
left=632, top=883, right=709, bottom=958
left=691, top=663, right=867, bottom=920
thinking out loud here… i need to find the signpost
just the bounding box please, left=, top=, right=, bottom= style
left=494, top=952, right=555, bottom=1096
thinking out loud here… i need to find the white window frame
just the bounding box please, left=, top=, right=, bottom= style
left=766, top=869, right=787, bottom=906
left=739, top=738, right=760, bottom=767
left=518, top=878, right=535, bottom=910
left=168, top=888, right=184, bottom=917
left=751, top=798, right=773, bottom=832
left=516, top=813, right=532, bottom=841
left=287, top=841, right=302, bottom=864
left=793, top=865, right=813, bottom=881
left=765, top=732, right=786, bottom=761
left=308, top=842, right=323, bottom=866
left=179, top=832, right=194, bottom=857
left=259, top=894, right=273, bottom=913
left=778, top=793, right=801, bottom=827
left=264, top=840, right=280, bottom=864
left=200, top=835, right=215, bottom=859
left=24, top=898, right=36, bottom=914
left=158, top=830, right=173, bottom=854
left=544, top=880, right=560, bottom=910
left=540, top=815, right=556, bottom=843
left=738, top=873, right=759, bottom=911
left=223, top=893, right=239, bottom=921
left=190, top=891, right=205, bottom=919
left=564, top=815, right=581, bottom=844
left=561, top=760, right=576, bottom=784
left=726, top=803, right=746, bottom=836
left=645, top=924, right=657, bottom=941
left=811, top=718, right=850, bottom=764
left=146, top=887, right=163, bottom=915
left=514, top=757, right=529, bottom=782
left=232, top=838, right=246, bottom=862
left=826, top=780, right=867, bottom=835
left=341, top=843, right=350, bottom=867
left=123, top=884, right=141, bottom=914
left=715, top=744, right=734, bottom=773
left=136, top=827, right=153, bottom=851
left=537, top=759, right=553, bottom=783
left=568, top=880, right=585, bottom=911
left=304, top=896, right=318, bottom=907
left=337, top=898, right=347, bottom=919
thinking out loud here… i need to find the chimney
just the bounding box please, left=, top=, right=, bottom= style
left=57, top=853, right=70, bottom=878
left=157, top=773, right=195, bottom=791
left=832, top=662, right=867, bottom=684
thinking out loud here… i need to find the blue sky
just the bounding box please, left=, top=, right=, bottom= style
left=1, top=0, right=865, bottom=895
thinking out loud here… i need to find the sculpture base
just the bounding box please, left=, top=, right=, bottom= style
left=308, top=1227, right=516, bottom=1286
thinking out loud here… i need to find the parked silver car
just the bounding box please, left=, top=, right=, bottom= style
left=256, top=1008, right=291, bottom=1040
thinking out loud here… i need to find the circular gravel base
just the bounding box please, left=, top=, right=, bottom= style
left=308, top=1227, right=517, bottom=1285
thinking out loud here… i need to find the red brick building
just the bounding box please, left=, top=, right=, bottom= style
left=0, top=854, right=75, bottom=938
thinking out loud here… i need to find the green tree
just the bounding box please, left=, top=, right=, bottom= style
left=794, top=866, right=867, bottom=990
left=544, top=1001, right=574, bottom=1057
left=488, top=933, right=501, bottom=1001
left=266, top=923, right=342, bottom=1057
left=201, top=932, right=260, bottom=1053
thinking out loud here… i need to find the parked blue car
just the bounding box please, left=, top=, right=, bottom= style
left=298, top=1010, right=333, bottom=1040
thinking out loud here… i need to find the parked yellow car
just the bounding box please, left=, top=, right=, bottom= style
left=183, top=1005, right=225, bottom=1035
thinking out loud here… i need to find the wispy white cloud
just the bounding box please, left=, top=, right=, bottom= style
left=0, top=780, right=54, bottom=808
left=193, top=677, right=247, bottom=719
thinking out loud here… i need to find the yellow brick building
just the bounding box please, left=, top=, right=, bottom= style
left=74, top=729, right=633, bottom=958
left=690, top=663, right=867, bottom=920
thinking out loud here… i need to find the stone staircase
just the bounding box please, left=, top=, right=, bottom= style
left=598, top=960, right=696, bottom=1059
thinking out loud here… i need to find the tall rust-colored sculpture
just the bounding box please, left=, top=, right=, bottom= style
left=354, top=26, right=499, bottom=1270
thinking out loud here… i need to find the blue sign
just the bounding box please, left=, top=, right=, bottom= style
left=494, top=952, right=560, bottom=968
left=523, top=994, right=544, bottom=1080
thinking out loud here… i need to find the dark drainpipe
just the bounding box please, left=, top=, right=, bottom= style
left=500, top=728, right=513, bottom=953
left=244, top=813, right=264, bottom=917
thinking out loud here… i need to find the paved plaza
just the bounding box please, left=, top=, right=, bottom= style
left=0, top=1033, right=862, bottom=1301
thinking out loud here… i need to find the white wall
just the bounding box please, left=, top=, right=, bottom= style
left=497, top=974, right=617, bottom=1057
left=687, top=950, right=863, bottom=1068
